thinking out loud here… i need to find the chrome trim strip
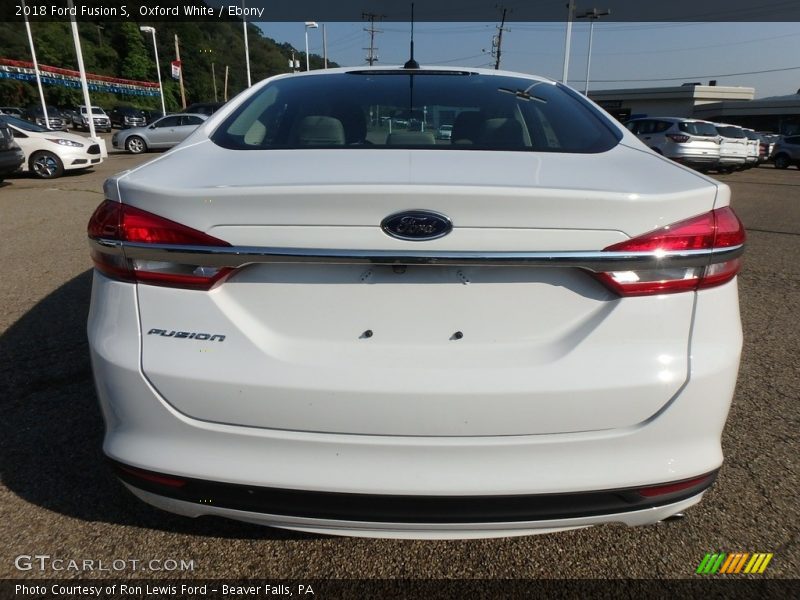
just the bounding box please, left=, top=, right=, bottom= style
left=90, top=239, right=744, bottom=272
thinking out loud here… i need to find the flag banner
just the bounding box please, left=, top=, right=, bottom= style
left=171, top=60, right=181, bottom=80
left=0, top=58, right=160, bottom=96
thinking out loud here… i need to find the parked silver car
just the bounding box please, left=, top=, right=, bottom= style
left=772, top=135, right=800, bottom=169
left=624, top=117, right=720, bottom=171
left=112, top=113, right=208, bottom=154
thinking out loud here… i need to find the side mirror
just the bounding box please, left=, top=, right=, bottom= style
left=149, top=124, right=156, bottom=129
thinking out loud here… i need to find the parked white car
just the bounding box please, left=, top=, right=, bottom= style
left=713, top=123, right=749, bottom=172
left=741, top=128, right=760, bottom=168
left=5, top=115, right=103, bottom=178
left=87, top=66, right=744, bottom=539
left=75, top=105, right=111, bottom=133
left=624, top=117, right=720, bottom=171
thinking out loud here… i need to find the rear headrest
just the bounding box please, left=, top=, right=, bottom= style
left=334, top=105, right=367, bottom=144
left=290, top=116, right=345, bottom=146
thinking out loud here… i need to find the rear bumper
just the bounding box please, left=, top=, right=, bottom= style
left=113, top=459, right=716, bottom=522
left=719, top=156, right=746, bottom=165
left=88, top=272, right=741, bottom=534
left=126, top=485, right=708, bottom=539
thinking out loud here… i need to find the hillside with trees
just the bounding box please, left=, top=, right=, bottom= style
left=0, top=19, right=336, bottom=110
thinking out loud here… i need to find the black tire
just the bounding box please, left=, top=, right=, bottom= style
left=774, top=154, right=791, bottom=169
left=29, top=151, right=64, bottom=179
left=125, top=135, right=147, bottom=154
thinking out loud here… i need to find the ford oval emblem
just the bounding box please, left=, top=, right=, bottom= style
left=381, top=210, right=453, bottom=241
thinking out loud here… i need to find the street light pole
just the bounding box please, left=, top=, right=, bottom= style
left=21, top=0, right=49, bottom=129
left=304, top=21, right=318, bottom=71
left=139, top=26, right=166, bottom=117
left=561, top=0, right=576, bottom=84
left=577, top=8, right=610, bottom=96
left=242, top=0, right=252, bottom=87
left=66, top=0, right=96, bottom=142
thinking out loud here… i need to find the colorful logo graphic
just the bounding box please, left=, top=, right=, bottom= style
left=696, top=552, right=773, bottom=574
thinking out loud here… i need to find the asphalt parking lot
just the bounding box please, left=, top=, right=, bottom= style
left=0, top=148, right=797, bottom=581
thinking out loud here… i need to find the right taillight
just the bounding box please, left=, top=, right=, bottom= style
left=595, top=206, right=745, bottom=297
left=88, top=200, right=233, bottom=290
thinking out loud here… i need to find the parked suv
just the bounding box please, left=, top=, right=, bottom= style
left=75, top=105, right=111, bottom=132
left=741, top=129, right=761, bottom=168
left=625, top=117, right=720, bottom=171
left=772, top=135, right=800, bottom=169
left=0, top=115, right=25, bottom=183
left=110, top=106, right=147, bottom=129
left=23, top=105, right=68, bottom=131
left=713, top=123, right=748, bottom=173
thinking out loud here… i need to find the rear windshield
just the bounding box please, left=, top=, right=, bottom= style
left=742, top=130, right=760, bottom=140
left=211, top=71, right=621, bottom=153
left=678, top=121, right=718, bottom=136
left=716, top=126, right=745, bottom=138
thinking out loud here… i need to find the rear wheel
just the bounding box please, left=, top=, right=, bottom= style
left=774, top=154, right=791, bottom=169
left=126, top=136, right=147, bottom=154
left=30, top=151, right=64, bottom=179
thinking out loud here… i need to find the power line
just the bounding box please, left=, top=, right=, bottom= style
left=583, top=64, right=800, bottom=83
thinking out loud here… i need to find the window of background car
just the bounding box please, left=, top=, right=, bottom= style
left=678, top=121, right=719, bottom=136
left=211, top=72, right=621, bottom=153
left=155, top=116, right=181, bottom=128
left=716, top=126, right=746, bottom=138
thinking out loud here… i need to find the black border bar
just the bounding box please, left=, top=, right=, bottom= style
left=3, top=1, right=800, bottom=22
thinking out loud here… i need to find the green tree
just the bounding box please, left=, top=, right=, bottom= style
left=119, top=22, right=151, bottom=80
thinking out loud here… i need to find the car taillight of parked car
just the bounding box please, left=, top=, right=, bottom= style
left=666, top=134, right=691, bottom=143
left=88, top=200, right=233, bottom=290
left=594, top=207, right=745, bottom=296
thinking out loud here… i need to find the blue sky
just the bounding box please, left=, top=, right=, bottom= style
left=258, top=21, right=800, bottom=98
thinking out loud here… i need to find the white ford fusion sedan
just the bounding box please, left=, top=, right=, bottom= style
left=87, top=67, right=744, bottom=539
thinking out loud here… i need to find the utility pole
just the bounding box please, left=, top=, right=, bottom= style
left=562, top=0, right=576, bottom=84
left=323, top=23, right=328, bottom=68
left=362, top=12, right=384, bottom=66
left=211, top=62, right=217, bottom=102
left=175, top=34, right=186, bottom=109
left=224, top=65, right=229, bottom=101
left=492, top=7, right=509, bottom=70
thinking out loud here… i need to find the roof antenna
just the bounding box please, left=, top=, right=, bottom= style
left=403, top=3, right=420, bottom=69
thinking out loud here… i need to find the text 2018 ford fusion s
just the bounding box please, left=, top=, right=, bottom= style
left=87, top=67, right=744, bottom=538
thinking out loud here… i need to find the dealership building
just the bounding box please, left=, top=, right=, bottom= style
left=589, top=84, right=800, bottom=135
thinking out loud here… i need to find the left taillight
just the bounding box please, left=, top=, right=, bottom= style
left=88, top=199, right=233, bottom=290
